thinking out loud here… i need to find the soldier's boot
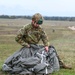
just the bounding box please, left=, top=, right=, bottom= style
left=57, top=55, right=72, bottom=70
left=59, top=60, right=72, bottom=69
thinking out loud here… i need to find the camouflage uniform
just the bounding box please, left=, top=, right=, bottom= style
left=15, top=24, right=49, bottom=47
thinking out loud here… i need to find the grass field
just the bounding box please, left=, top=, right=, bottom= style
left=0, top=19, right=75, bottom=75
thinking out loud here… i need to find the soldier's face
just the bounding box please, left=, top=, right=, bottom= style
left=32, top=21, right=39, bottom=28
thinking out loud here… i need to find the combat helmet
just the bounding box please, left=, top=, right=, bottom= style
left=32, top=13, right=43, bottom=25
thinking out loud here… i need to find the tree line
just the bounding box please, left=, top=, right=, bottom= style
left=0, top=15, right=75, bottom=21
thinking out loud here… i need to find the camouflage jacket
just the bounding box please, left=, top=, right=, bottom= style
left=15, top=24, right=49, bottom=46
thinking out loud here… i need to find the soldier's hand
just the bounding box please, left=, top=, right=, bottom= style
left=22, top=43, right=30, bottom=47
left=45, top=46, right=49, bottom=52
left=27, top=44, right=30, bottom=47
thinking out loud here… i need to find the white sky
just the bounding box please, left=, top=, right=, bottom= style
left=0, top=0, right=75, bottom=17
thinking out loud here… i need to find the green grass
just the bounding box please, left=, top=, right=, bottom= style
left=52, top=69, right=75, bottom=75
left=0, top=19, right=75, bottom=75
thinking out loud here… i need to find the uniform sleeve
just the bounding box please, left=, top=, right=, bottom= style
left=41, top=30, right=49, bottom=46
left=15, top=25, right=29, bottom=46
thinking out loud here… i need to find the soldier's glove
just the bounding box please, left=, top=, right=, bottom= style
left=45, top=46, right=49, bottom=52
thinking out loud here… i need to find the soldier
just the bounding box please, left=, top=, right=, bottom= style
left=15, top=13, right=72, bottom=70
left=15, top=13, right=49, bottom=52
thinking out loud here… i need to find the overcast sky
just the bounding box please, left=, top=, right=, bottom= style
left=0, top=0, right=75, bottom=17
